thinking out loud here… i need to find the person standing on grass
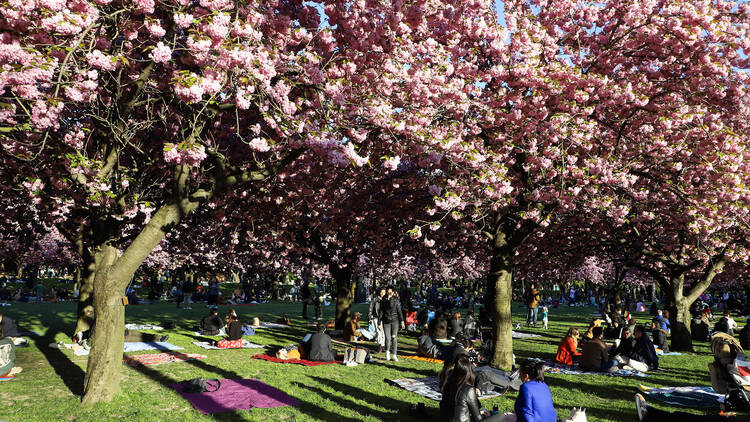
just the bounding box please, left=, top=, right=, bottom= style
left=380, top=285, right=404, bottom=361
left=525, top=283, right=541, bottom=327
left=369, top=287, right=386, bottom=352
left=300, top=280, right=311, bottom=319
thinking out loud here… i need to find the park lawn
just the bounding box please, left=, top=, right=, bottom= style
left=0, top=300, right=728, bottom=421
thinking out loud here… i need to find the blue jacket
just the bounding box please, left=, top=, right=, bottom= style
left=514, top=381, right=557, bottom=422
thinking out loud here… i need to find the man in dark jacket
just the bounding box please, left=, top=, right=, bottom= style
left=200, top=308, right=225, bottom=335
left=617, top=325, right=659, bottom=372
left=306, top=322, right=334, bottom=362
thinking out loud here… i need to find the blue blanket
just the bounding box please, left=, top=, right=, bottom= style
left=538, top=359, right=649, bottom=378
left=123, top=342, right=184, bottom=352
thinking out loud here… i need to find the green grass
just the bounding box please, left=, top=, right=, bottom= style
left=0, top=300, right=733, bottom=421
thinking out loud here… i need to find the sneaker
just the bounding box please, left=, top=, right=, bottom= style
left=634, top=393, right=647, bottom=421
left=160, top=335, right=169, bottom=342
left=392, top=355, right=399, bottom=362
left=345, top=361, right=358, bottom=367
left=607, top=365, right=619, bottom=373
left=386, top=351, right=391, bottom=361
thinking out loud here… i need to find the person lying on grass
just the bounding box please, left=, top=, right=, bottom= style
left=418, top=326, right=446, bottom=359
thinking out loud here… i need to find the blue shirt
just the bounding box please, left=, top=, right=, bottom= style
left=657, top=316, right=670, bottom=334
left=514, top=381, right=557, bottom=422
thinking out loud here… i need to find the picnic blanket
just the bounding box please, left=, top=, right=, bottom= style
left=386, top=377, right=504, bottom=401
left=124, top=352, right=206, bottom=366
left=540, top=360, right=649, bottom=378
left=123, top=342, right=184, bottom=352
left=125, top=324, right=164, bottom=330
left=655, top=350, right=684, bottom=356
left=192, top=340, right=263, bottom=350
left=256, top=322, right=290, bottom=329
left=172, top=378, right=300, bottom=414
left=194, top=328, right=227, bottom=337
left=512, top=331, right=542, bottom=339
left=640, top=384, right=723, bottom=408
left=251, top=354, right=339, bottom=366
left=402, top=355, right=444, bottom=364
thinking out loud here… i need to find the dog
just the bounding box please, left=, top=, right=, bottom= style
left=563, top=407, right=587, bottom=422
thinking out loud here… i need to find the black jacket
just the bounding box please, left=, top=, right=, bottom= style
left=226, top=321, right=243, bottom=340
left=201, top=314, right=225, bottom=333
left=307, top=332, right=334, bottom=362
left=440, top=383, right=483, bottom=422
left=369, top=296, right=382, bottom=320
left=380, top=296, right=402, bottom=324
left=448, top=318, right=464, bottom=338
left=612, top=337, right=635, bottom=358
left=631, top=334, right=659, bottom=369
left=0, top=315, right=18, bottom=338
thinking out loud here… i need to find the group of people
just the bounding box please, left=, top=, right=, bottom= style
left=555, top=322, right=660, bottom=374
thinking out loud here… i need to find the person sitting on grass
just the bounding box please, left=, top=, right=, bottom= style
left=306, top=322, right=334, bottom=362
left=611, top=327, right=636, bottom=359
left=554, top=327, right=582, bottom=365
left=224, top=310, right=242, bottom=340
left=449, top=311, right=464, bottom=338
left=580, top=326, right=618, bottom=373
left=651, top=318, right=670, bottom=353
left=0, top=312, right=19, bottom=340
left=345, top=312, right=364, bottom=341
left=418, top=327, right=446, bottom=359
left=200, top=307, right=225, bottom=336
left=441, top=358, right=557, bottom=422
left=614, top=325, right=659, bottom=372
left=463, top=310, right=480, bottom=340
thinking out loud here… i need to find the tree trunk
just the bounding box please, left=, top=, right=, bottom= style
left=663, top=276, right=694, bottom=352
left=333, top=266, right=354, bottom=330
left=488, top=232, right=514, bottom=370
left=75, top=259, right=97, bottom=337
left=81, top=245, right=124, bottom=404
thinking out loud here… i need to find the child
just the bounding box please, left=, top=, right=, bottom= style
left=542, top=306, right=549, bottom=329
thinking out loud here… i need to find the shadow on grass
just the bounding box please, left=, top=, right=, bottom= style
left=33, top=330, right=85, bottom=397
left=293, top=376, right=411, bottom=421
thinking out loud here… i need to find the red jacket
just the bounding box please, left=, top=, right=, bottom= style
left=555, top=336, right=581, bottom=365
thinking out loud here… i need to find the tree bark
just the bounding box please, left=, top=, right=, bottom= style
left=74, top=258, right=96, bottom=337
left=333, top=266, right=354, bottom=330
left=488, top=229, right=514, bottom=370
left=81, top=245, right=123, bottom=405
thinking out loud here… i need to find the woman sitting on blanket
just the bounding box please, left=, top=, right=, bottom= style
left=345, top=312, right=363, bottom=341
left=215, top=310, right=243, bottom=348
left=554, top=327, right=582, bottom=365
left=440, top=358, right=556, bottom=422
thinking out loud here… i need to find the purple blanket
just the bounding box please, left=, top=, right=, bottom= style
left=172, top=378, right=300, bottom=414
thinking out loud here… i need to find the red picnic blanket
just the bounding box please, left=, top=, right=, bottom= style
left=251, top=354, right=340, bottom=366
left=124, top=352, right=207, bottom=366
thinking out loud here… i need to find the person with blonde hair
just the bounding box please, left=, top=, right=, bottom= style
left=555, top=327, right=582, bottom=365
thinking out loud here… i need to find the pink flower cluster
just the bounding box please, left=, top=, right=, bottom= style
left=149, top=42, right=172, bottom=64
left=134, top=0, right=155, bottom=14
left=145, top=20, right=166, bottom=38
left=383, top=156, right=401, bottom=171
left=163, top=143, right=207, bottom=166
left=86, top=50, right=117, bottom=71
left=63, top=129, right=85, bottom=149
left=248, top=137, right=270, bottom=152
left=173, top=13, right=193, bottom=29
left=31, top=100, right=63, bottom=130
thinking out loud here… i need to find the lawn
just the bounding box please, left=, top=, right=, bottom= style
left=0, top=300, right=727, bottom=421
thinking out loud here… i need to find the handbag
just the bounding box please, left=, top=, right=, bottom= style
left=182, top=377, right=221, bottom=393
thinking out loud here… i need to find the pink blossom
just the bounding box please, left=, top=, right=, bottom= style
left=86, top=50, right=118, bottom=71
left=134, top=0, right=155, bottom=14
left=424, top=238, right=435, bottom=247
left=145, top=20, right=166, bottom=38
left=149, top=42, right=171, bottom=64
left=383, top=156, right=401, bottom=171
left=248, top=137, right=270, bottom=152
left=173, top=13, right=193, bottom=29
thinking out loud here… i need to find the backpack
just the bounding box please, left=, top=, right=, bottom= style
left=344, top=347, right=369, bottom=364
left=182, top=378, right=220, bottom=393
